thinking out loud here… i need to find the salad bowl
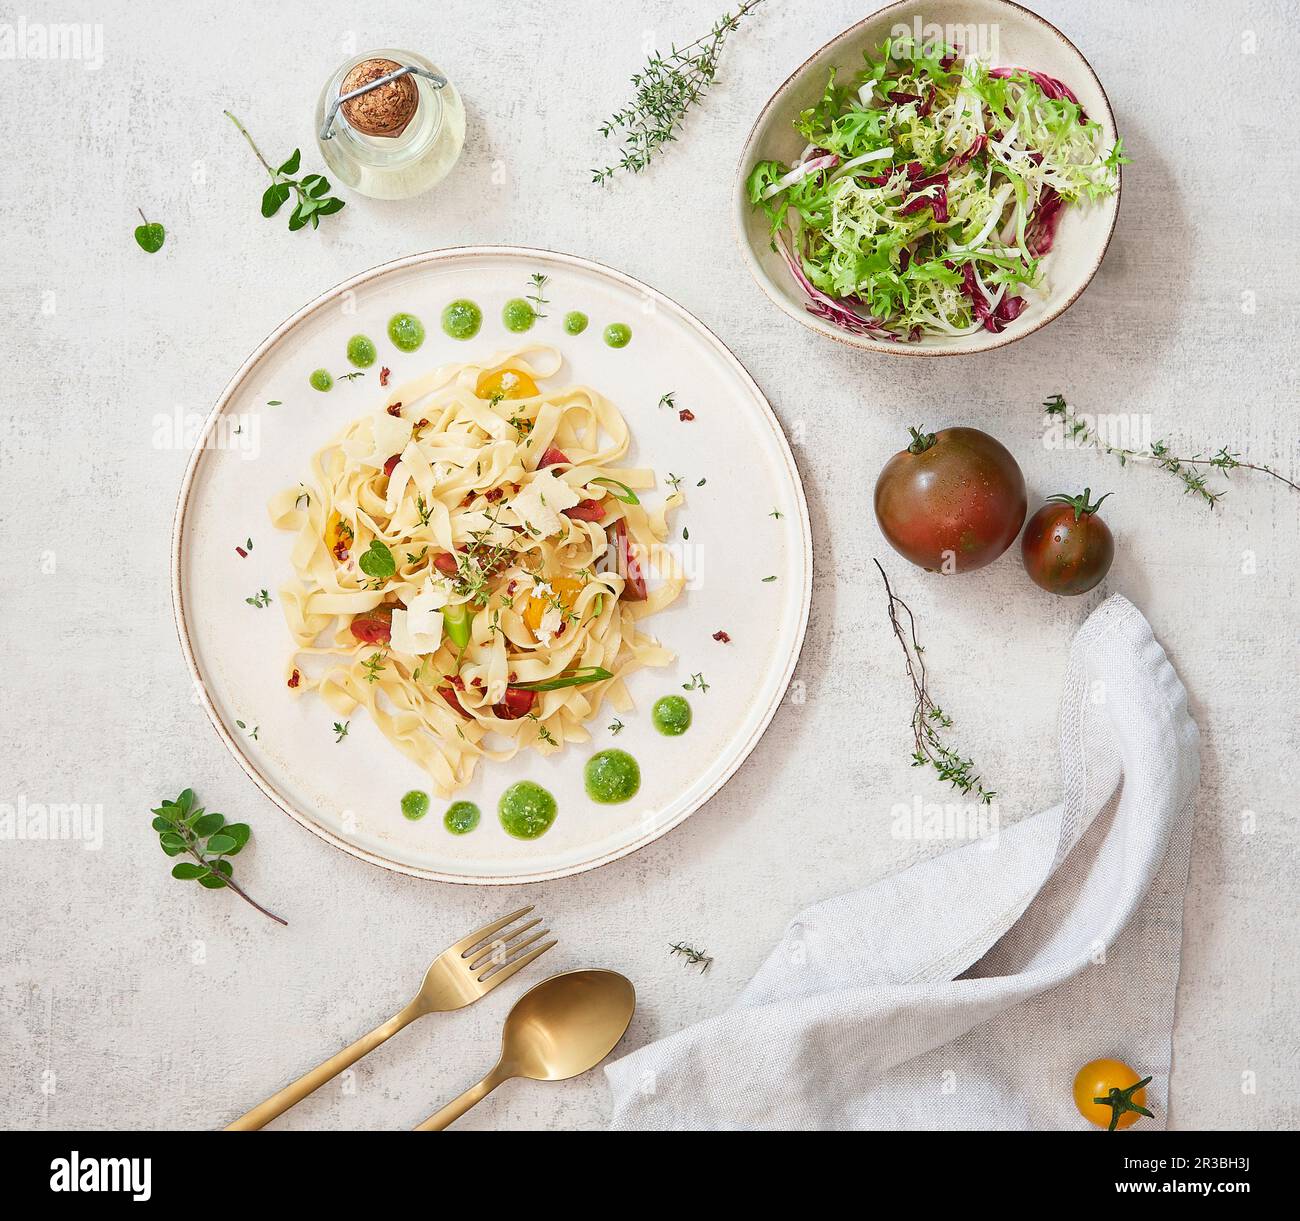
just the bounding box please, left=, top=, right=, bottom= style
left=734, top=0, right=1122, bottom=355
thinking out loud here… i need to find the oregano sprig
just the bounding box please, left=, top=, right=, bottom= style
left=1043, top=393, right=1300, bottom=508
left=875, top=560, right=996, bottom=805
left=151, top=789, right=286, bottom=925
left=223, top=111, right=345, bottom=232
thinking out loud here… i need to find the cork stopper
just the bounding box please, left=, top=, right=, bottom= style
left=340, top=58, right=419, bottom=138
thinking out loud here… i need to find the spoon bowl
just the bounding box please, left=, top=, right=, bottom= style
left=417, top=969, right=636, bottom=1129
left=502, top=969, right=637, bottom=1081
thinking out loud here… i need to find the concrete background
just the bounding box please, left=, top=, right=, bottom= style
left=1, top=0, right=1296, bottom=1130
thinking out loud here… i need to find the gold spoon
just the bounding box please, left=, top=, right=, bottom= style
left=416, top=968, right=635, bottom=1130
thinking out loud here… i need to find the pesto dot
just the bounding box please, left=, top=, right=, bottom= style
left=652, top=694, right=691, bottom=736
left=603, top=322, right=632, bottom=348
left=309, top=368, right=333, bottom=392
left=563, top=310, right=589, bottom=335
left=388, top=312, right=426, bottom=352
left=498, top=781, right=557, bottom=839
left=441, top=299, right=482, bottom=340
left=444, top=800, right=481, bottom=834
left=346, top=334, right=377, bottom=367
left=584, top=749, right=641, bottom=803
left=401, top=790, right=430, bottom=820
left=502, top=298, right=536, bottom=333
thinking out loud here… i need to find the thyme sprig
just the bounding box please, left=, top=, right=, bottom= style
left=875, top=560, right=995, bottom=805
left=1043, top=394, right=1300, bottom=508
left=593, top=0, right=768, bottom=184
left=150, top=789, right=285, bottom=925
left=670, top=941, right=713, bottom=972
left=525, top=273, right=549, bottom=318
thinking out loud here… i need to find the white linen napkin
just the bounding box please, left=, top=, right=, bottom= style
left=605, top=594, right=1199, bottom=1130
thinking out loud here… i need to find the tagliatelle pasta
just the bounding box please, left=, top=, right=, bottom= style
left=269, top=345, right=683, bottom=797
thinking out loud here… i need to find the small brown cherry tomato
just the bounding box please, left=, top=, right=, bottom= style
left=1021, top=489, right=1115, bottom=596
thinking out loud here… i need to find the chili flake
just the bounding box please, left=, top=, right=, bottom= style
left=712, top=630, right=731, bottom=643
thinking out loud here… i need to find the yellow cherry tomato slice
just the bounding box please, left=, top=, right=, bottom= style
left=1073, top=1059, right=1152, bottom=1131
left=476, top=366, right=539, bottom=400
left=326, top=511, right=354, bottom=562
left=523, top=577, right=584, bottom=632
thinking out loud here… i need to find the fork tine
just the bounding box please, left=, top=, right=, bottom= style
left=466, top=918, right=543, bottom=971
left=475, top=938, right=557, bottom=987
left=452, top=905, right=534, bottom=957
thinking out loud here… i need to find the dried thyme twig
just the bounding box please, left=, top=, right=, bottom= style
left=875, top=560, right=996, bottom=805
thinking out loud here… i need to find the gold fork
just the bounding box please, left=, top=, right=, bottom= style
left=226, top=905, right=555, bottom=1130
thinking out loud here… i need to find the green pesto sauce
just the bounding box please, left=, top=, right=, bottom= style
left=388, top=312, right=426, bottom=352
left=441, top=299, right=482, bottom=341
left=563, top=310, right=589, bottom=335
left=401, top=789, right=430, bottom=820
left=584, top=749, right=641, bottom=804
left=444, top=800, right=481, bottom=835
left=346, top=334, right=377, bottom=367
left=309, top=368, right=333, bottom=392
left=502, top=298, right=536, bottom=333
left=652, top=694, right=691, bottom=736
left=498, top=781, right=557, bottom=840
left=603, top=322, right=632, bottom=348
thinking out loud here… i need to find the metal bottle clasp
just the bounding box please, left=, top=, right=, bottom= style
left=320, top=64, right=448, bottom=141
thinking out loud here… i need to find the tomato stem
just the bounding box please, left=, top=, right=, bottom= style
left=1093, top=1076, right=1154, bottom=1131
left=906, top=426, right=936, bottom=455
left=1045, top=487, right=1112, bottom=521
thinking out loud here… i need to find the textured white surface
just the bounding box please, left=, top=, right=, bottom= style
left=1, top=0, right=1297, bottom=1131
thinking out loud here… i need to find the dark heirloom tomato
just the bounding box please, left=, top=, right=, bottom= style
left=874, top=427, right=1027, bottom=573
left=1021, top=489, right=1114, bottom=596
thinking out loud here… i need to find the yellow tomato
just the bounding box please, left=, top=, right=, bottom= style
left=326, top=511, right=354, bottom=562
left=1073, top=1059, right=1153, bottom=1131
left=476, top=366, right=539, bottom=400
left=523, top=577, right=584, bottom=632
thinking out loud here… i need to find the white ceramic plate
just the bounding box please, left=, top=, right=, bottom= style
left=172, top=247, right=811, bottom=883
left=735, top=0, right=1121, bottom=355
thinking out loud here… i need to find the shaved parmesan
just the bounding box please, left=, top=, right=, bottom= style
left=391, top=607, right=444, bottom=656
left=346, top=412, right=412, bottom=471
left=507, top=470, right=581, bottom=537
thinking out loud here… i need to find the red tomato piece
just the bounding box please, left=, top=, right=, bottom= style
left=493, top=687, right=536, bottom=719
left=563, top=499, right=606, bottom=522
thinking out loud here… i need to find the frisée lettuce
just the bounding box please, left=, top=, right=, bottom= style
left=747, top=37, right=1126, bottom=341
